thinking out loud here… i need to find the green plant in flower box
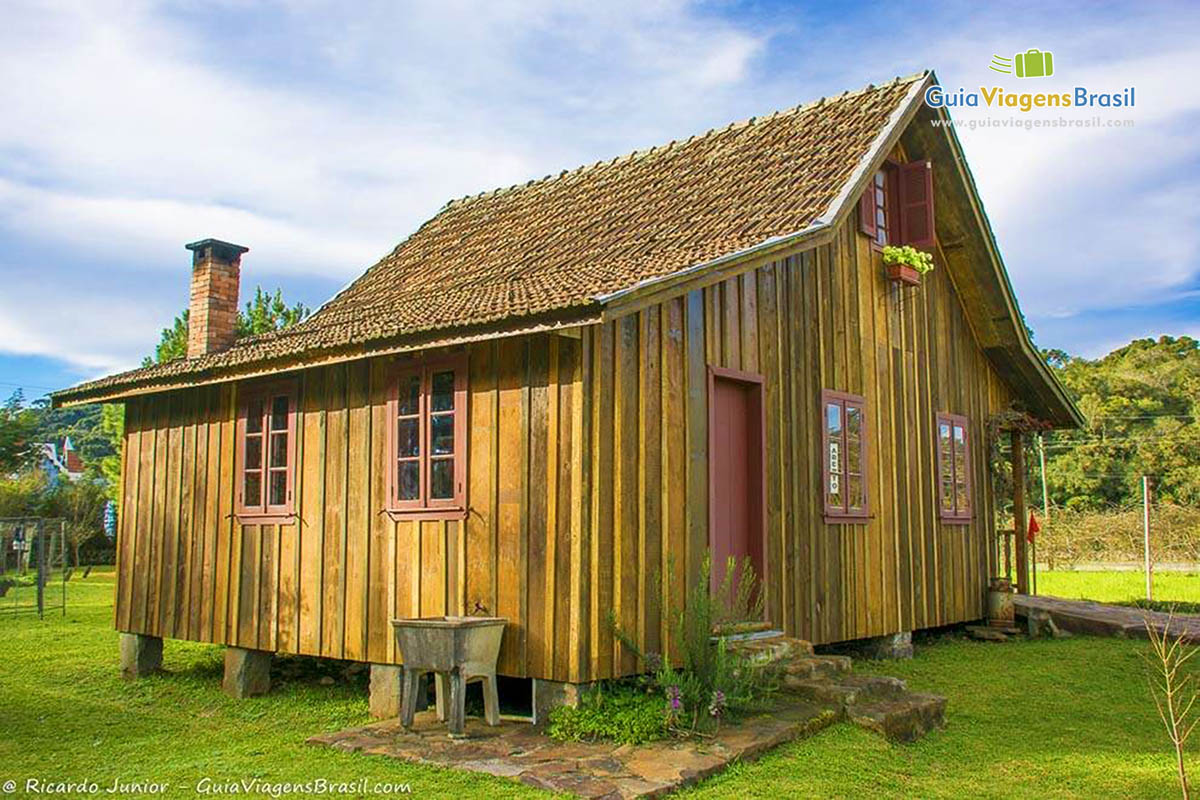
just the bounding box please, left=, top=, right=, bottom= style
left=881, top=245, right=935, bottom=274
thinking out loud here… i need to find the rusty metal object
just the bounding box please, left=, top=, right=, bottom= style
left=987, top=577, right=1015, bottom=627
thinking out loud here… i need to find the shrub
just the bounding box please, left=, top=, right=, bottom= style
left=610, top=554, right=777, bottom=737
left=547, top=683, right=667, bottom=745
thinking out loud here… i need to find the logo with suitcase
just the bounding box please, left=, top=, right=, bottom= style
left=990, top=49, right=1055, bottom=78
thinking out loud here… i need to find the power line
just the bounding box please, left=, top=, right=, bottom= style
left=1087, top=413, right=1196, bottom=420
left=1041, top=441, right=1190, bottom=450
left=0, top=380, right=56, bottom=392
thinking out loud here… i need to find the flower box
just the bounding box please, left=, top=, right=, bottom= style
left=885, top=262, right=922, bottom=286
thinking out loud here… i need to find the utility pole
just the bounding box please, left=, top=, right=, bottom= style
left=1143, top=475, right=1153, bottom=602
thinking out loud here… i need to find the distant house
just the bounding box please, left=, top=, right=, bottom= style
left=54, top=70, right=1081, bottom=715
left=33, top=437, right=85, bottom=485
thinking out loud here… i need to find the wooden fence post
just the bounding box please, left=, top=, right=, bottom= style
left=1011, top=430, right=1028, bottom=595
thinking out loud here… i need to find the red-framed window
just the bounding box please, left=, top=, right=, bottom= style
left=236, top=380, right=297, bottom=520
left=859, top=159, right=936, bottom=251
left=936, top=413, right=972, bottom=522
left=386, top=355, right=468, bottom=519
left=822, top=389, right=869, bottom=521
left=872, top=167, right=894, bottom=246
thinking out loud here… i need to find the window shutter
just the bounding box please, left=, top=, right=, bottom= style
left=898, top=160, right=936, bottom=250
left=858, top=184, right=876, bottom=239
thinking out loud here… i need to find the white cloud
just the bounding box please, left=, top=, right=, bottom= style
left=0, top=0, right=767, bottom=373
left=0, top=0, right=1196, bottom=378
left=0, top=278, right=162, bottom=374
left=892, top=9, right=1200, bottom=323
left=0, top=178, right=382, bottom=278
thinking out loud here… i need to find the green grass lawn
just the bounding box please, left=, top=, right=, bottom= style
left=1038, top=569, right=1200, bottom=607
left=0, top=569, right=1192, bottom=798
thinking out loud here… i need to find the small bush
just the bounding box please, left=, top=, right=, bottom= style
left=547, top=683, right=667, bottom=745
left=609, top=554, right=778, bottom=737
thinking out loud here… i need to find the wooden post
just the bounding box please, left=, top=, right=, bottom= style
left=1011, top=431, right=1028, bottom=595
left=1143, top=476, right=1153, bottom=602
left=1035, top=433, right=1049, bottom=596
left=36, top=518, right=45, bottom=619
left=1003, top=531, right=1012, bottom=583
left=1038, top=434, right=1050, bottom=527
left=1031, top=537, right=1038, bottom=595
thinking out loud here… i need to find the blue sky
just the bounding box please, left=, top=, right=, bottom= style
left=2, top=0, right=1198, bottom=401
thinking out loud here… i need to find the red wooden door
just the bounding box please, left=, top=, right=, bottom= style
left=708, top=368, right=765, bottom=608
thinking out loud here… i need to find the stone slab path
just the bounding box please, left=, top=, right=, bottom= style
left=308, top=702, right=838, bottom=798
left=1015, top=594, right=1200, bottom=643
left=309, top=637, right=946, bottom=798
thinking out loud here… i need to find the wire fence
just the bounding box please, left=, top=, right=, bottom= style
left=0, top=517, right=68, bottom=618
left=1030, top=503, right=1200, bottom=570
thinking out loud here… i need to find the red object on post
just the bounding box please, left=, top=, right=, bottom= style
left=1027, top=511, right=1040, bottom=542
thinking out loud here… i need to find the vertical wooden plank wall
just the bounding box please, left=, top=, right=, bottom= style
left=584, top=215, right=1013, bottom=675
left=114, top=222, right=1013, bottom=683
left=115, top=335, right=586, bottom=681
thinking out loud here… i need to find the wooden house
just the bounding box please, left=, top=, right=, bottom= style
left=53, top=70, right=1081, bottom=715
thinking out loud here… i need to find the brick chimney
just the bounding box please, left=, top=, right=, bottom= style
left=185, top=238, right=248, bottom=358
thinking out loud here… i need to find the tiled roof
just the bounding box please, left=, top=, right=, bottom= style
left=55, top=73, right=926, bottom=404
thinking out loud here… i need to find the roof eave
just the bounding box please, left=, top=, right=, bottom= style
left=51, top=307, right=603, bottom=407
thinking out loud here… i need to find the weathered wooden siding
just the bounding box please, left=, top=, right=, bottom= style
left=116, top=219, right=1015, bottom=684
left=115, top=335, right=588, bottom=680
left=581, top=212, right=1013, bottom=677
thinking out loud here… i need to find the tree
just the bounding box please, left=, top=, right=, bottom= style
left=41, top=479, right=110, bottom=567
left=105, top=286, right=310, bottom=507
left=1041, top=336, right=1200, bottom=509
left=239, top=287, right=310, bottom=338
left=143, top=287, right=310, bottom=366
left=0, top=470, right=47, bottom=518
left=99, top=404, right=124, bottom=502
left=31, top=399, right=116, bottom=481
left=0, top=391, right=37, bottom=473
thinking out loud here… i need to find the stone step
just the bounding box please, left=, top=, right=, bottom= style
left=782, top=674, right=907, bottom=706
left=848, top=693, right=947, bottom=743
left=780, top=654, right=852, bottom=680
left=781, top=678, right=861, bottom=705
left=713, top=620, right=775, bottom=636
left=731, top=635, right=815, bottom=665
left=735, top=636, right=946, bottom=744
left=838, top=674, right=909, bottom=701
left=966, top=624, right=1021, bottom=642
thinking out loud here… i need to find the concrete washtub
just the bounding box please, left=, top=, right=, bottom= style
left=391, top=616, right=506, bottom=737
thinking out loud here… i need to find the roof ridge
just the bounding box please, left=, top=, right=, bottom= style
left=442, top=71, right=928, bottom=210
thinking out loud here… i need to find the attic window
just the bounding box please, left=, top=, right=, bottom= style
left=386, top=354, right=468, bottom=519
left=858, top=159, right=936, bottom=251
left=236, top=380, right=297, bottom=521
left=872, top=168, right=893, bottom=246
